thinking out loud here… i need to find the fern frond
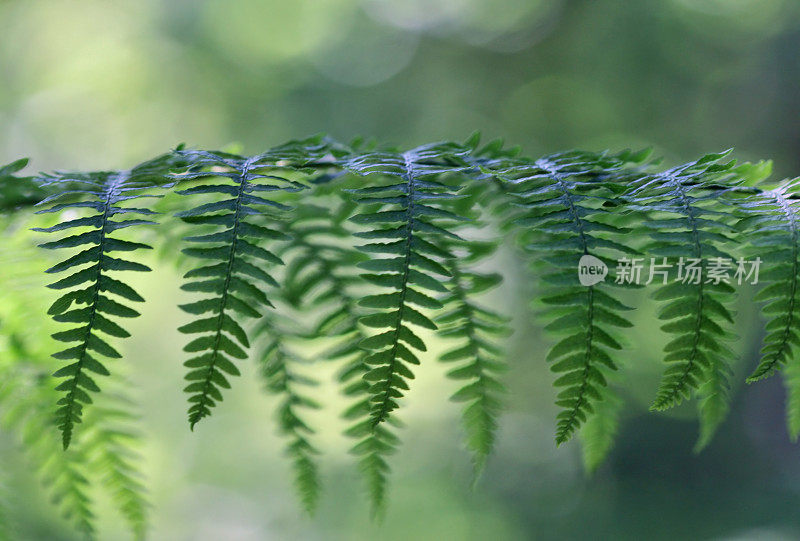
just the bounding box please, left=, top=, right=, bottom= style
left=0, top=333, right=148, bottom=539
left=10, top=135, right=800, bottom=522
left=343, top=142, right=474, bottom=513
left=694, top=355, right=733, bottom=451
left=258, top=337, right=321, bottom=514
left=630, top=152, right=739, bottom=417
left=275, top=196, right=371, bottom=433
left=739, top=179, right=800, bottom=382
left=494, top=150, right=638, bottom=445
left=174, top=148, right=311, bottom=428
left=33, top=160, right=163, bottom=449
left=0, top=365, right=95, bottom=538
left=80, top=387, right=148, bottom=540
left=250, top=195, right=363, bottom=514
left=438, top=239, right=509, bottom=478
left=579, top=386, right=622, bottom=473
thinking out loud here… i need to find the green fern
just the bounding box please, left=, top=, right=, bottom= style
left=626, top=152, right=743, bottom=449
left=629, top=153, right=738, bottom=408
left=785, top=359, right=800, bottom=440
left=579, top=386, right=623, bottom=473
left=343, top=142, right=474, bottom=513
left=0, top=158, right=43, bottom=212
left=273, top=196, right=371, bottom=440
left=258, top=336, right=321, bottom=514
left=438, top=239, right=509, bottom=477
left=252, top=194, right=364, bottom=513
left=81, top=386, right=148, bottom=540
left=0, top=347, right=147, bottom=539
left=7, top=135, right=800, bottom=531
left=491, top=150, right=639, bottom=444
left=740, top=179, right=800, bottom=382
left=34, top=160, right=166, bottom=449
left=733, top=178, right=800, bottom=440
left=174, top=146, right=312, bottom=428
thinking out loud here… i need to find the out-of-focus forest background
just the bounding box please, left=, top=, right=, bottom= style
left=2, top=0, right=800, bottom=539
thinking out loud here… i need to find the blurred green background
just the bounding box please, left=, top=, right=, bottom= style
left=3, top=0, right=800, bottom=539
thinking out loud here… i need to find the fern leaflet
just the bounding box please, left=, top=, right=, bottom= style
left=579, top=386, right=622, bottom=472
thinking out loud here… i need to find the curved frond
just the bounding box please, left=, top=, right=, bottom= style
left=34, top=159, right=164, bottom=449
left=785, top=359, right=800, bottom=441
left=740, top=179, right=800, bottom=382
left=694, top=356, right=733, bottom=451
left=0, top=343, right=148, bottom=539
left=258, top=338, right=321, bottom=514
left=248, top=194, right=363, bottom=514
left=495, top=150, right=638, bottom=444
left=175, top=147, right=314, bottom=428
left=579, top=386, right=622, bottom=473
left=8, top=135, right=800, bottom=520
left=80, top=386, right=148, bottom=540
left=276, top=197, right=371, bottom=433
left=343, top=142, right=474, bottom=513
left=438, top=239, right=509, bottom=477
left=630, top=152, right=739, bottom=419
left=0, top=364, right=95, bottom=538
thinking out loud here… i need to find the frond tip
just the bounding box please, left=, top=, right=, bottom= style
left=634, top=153, right=739, bottom=415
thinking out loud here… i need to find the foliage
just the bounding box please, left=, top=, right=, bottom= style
left=1, top=134, right=799, bottom=537
left=0, top=233, right=148, bottom=539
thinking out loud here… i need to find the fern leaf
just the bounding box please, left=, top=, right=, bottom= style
left=175, top=148, right=309, bottom=428
left=631, top=152, right=739, bottom=416
left=0, top=157, right=46, bottom=212
left=258, top=338, right=321, bottom=514
left=740, top=179, right=800, bottom=382
left=343, top=142, right=474, bottom=513
left=438, top=239, right=509, bottom=477
left=276, top=196, right=371, bottom=433
left=580, top=386, right=622, bottom=473
left=493, top=150, right=638, bottom=445
left=694, top=356, right=733, bottom=451
left=1, top=305, right=148, bottom=539
left=34, top=162, right=162, bottom=449
left=0, top=365, right=96, bottom=538
left=733, top=178, right=800, bottom=440
left=81, top=387, right=148, bottom=540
